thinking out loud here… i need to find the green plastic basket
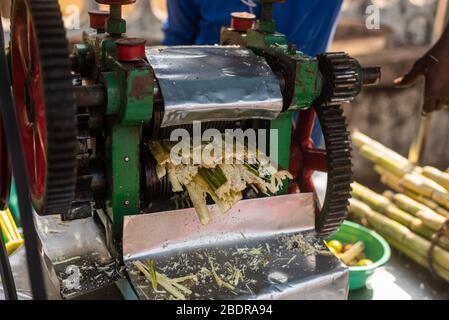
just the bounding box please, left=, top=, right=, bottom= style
left=329, top=220, right=391, bottom=291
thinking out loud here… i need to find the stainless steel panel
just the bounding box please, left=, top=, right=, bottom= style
left=123, top=194, right=349, bottom=300
left=34, top=214, right=121, bottom=299
left=146, top=46, right=283, bottom=127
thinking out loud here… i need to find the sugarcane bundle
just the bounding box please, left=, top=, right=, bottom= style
left=349, top=197, right=449, bottom=282
left=376, top=165, right=449, bottom=218
left=351, top=183, right=449, bottom=251
left=350, top=131, right=449, bottom=281
left=150, top=138, right=292, bottom=225
left=352, top=131, right=449, bottom=212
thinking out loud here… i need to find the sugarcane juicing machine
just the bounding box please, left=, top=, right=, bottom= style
left=0, top=0, right=380, bottom=299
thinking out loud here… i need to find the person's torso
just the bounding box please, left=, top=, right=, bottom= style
left=192, top=0, right=343, bottom=56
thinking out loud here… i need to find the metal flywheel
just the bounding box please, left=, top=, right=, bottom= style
left=10, top=0, right=77, bottom=215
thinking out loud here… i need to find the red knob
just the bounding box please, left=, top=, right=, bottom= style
left=231, top=12, right=256, bottom=32
left=116, top=38, right=146, bottom=62
left=95, top=0, right=136, bottom=4
left=88, top=10, right=110, bottom=31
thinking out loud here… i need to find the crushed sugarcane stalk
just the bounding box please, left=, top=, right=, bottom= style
left=149, top=136, right=292, bottom=225
left=208, top=257, right=235, bottom=291
left=133, top=260, right=193, bottom=300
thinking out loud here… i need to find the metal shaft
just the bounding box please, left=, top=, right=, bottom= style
left=110, top=4, right=122, bottom=20
left=74, top=85, right=106, bottom=108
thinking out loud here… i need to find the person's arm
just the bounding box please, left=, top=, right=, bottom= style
left=395, top=23, right=449, bottom=114
left=162, top=0, right=200, bottom=45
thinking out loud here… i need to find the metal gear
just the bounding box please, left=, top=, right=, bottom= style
left=314, top=104, right=353, bottom=239
left=311, top=53, right=361, bottom=238
left=291, top=52, right=360, bottom=239
left=313, top=52, right=363, bottom=238
left=10, top=0, right=78, bottom=215
left=317, top=52, right=362, bottom=105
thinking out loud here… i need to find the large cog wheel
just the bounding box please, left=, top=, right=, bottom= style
left=314, top=104, right=352, bottom=239
left=291, top=52, right=360, bottom=239
left=11, top=0, right=77, bottom=215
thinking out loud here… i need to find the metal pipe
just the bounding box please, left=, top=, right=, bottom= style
left=109, top=4, right=122, bottom=20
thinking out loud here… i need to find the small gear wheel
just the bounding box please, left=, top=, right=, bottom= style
left=317, top=52, right=362, bottom=105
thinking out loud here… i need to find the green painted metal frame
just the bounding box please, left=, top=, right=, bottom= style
left=74, top=11, right=330, bottom=239
left=108, top=125, right=141, bottom=236
left=78, top=30, right=154, bottom=239
left=270, top=112, right=293, bottom=195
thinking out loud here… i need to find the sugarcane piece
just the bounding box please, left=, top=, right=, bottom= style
left=209, top=257, right=235, bottom=291
left=381, top=191, right=435, bottom=237
left=422, top=166, right=449, bottom=191
left=377, top=166, right=449, bottom=218
left=374, top=162, right=448, bottom=200
left=349, top=198, right=449, bottom=274
left=352, top=131, right=412, bottom=167
left=352, top=184, right=427, bottom=235
left=158, top=273, right=193, bottom=296
left=339, top=241, right=365, bottom=265
left=375, top=164, right=449, bottom=211
left=403, top=191, right=449, bottom=218
left=402, top=172, right=448, bottom=197
left=381, top=234, right=449, bottom=282
left=360, top=144, right=411, bottom=176
left=378, top=167, right=406, bottom=193
left=147, top=260, right=158, bottom=290
left=390, top=193, right=447, bottom=232
left=133, top=261, right=187, bottom=300
left=382, top=191, right=449, bottom=251
left=353, top=184, right=449, bottom=248
left=351, top=182, right=390, bottom=211
left=185, top=180, right=210, bottom=225
left=354, top=131, right=449, bottom=202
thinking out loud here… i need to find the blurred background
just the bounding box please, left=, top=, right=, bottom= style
left=1, top=0, right=448, bottom=190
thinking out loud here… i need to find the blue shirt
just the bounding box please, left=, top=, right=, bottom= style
left=162, top=0, right=343, bottom=56
left=162, top=0, right=343, bottom=146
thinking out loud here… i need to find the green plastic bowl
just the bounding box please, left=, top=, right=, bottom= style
left=328, top=220, right=391, bottom=291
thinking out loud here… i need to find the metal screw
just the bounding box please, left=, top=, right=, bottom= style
left=124, top=156, right=130, bottom=162
left=124, top=200, right=130, bottom=207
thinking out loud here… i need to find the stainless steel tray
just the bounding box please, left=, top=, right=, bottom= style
left=123, top=194, right=348, bottom=300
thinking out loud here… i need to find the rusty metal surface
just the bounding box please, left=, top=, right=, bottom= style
left=123, top=194, right=349, bottom=300
left=146, top=46, right=283, bottom=127
left=73, top=84, right=106, bottom=108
